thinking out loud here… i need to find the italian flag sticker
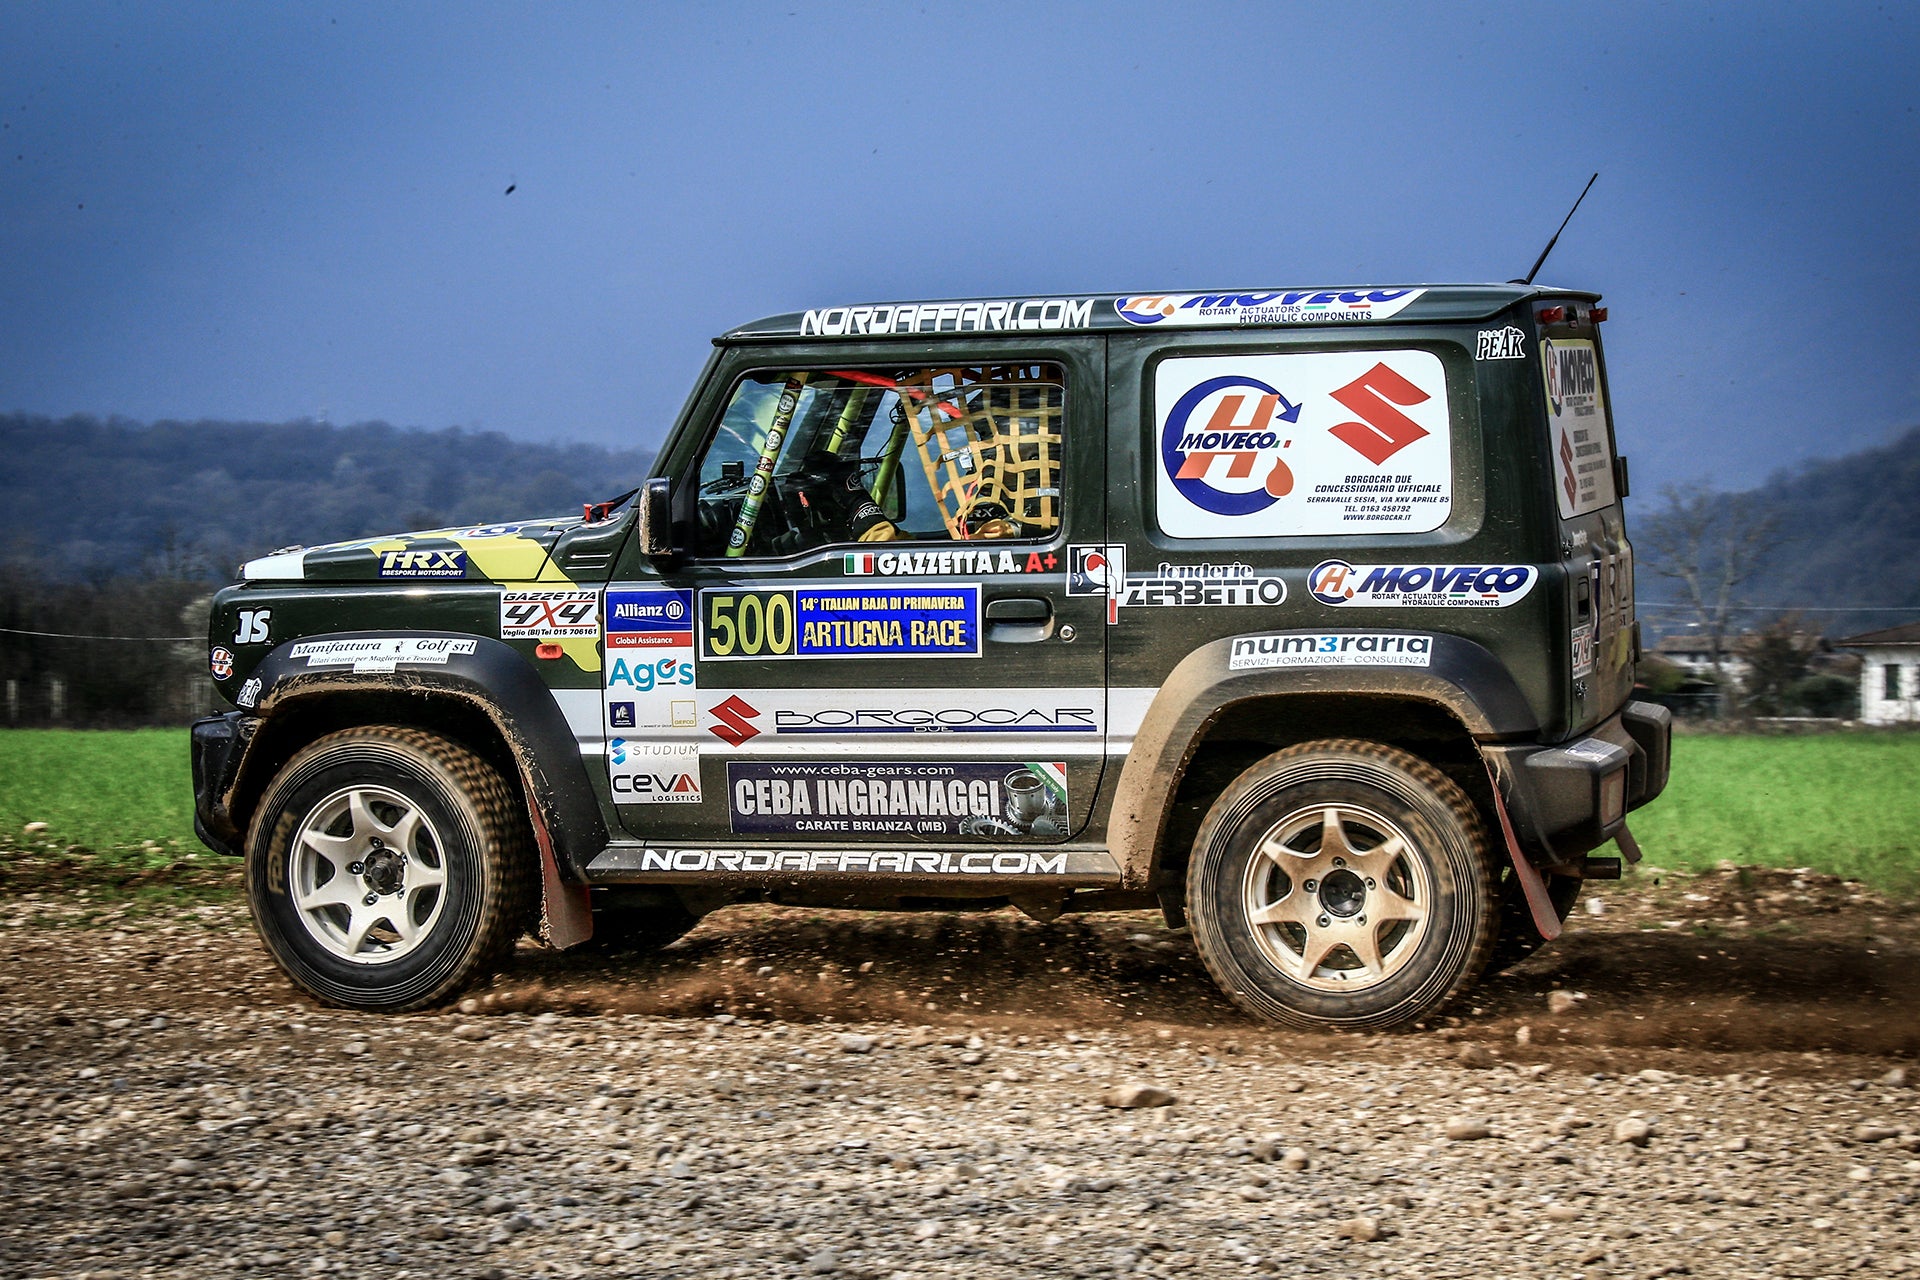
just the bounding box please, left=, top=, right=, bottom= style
left=844, top=552, right=876, bottom=575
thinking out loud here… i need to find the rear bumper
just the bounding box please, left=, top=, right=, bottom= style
left=1482, top=700, right=1672, bottom=866
left=190, top=711, right=257, bottom=857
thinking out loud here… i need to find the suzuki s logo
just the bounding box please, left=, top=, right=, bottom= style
left=707, top=695, right=762, bottom=746
left=1160, top=376, right=1303, bottom=517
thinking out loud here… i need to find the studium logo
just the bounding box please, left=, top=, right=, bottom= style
left=1160, top=376, right=1303, bottom=517
left=708, top=696, right=762, bottom=746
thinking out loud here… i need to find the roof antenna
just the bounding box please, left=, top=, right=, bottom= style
left=1514, top=172, right=1598, bottom=286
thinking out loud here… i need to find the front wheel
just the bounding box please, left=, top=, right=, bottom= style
left=1186, top=740, right=1498, bottom=1031
left=245, top=726, right=535, bottom=1012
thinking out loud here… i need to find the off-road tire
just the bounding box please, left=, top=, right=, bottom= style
left=1186, top=739, right=1499, bottom=1031
left=245, top=726, right=535, bottom=1012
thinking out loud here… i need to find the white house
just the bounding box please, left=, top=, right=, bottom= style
left=1834, top=623, right=1920, bottom=725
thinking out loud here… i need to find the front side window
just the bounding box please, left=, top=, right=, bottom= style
left=692, top=364, right=1064, bottom=558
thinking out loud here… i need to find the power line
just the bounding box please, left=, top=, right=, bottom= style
left=0, top=625, right=201, bottom=641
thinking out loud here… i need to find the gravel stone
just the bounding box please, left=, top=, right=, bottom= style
left=1445, top=1119, right=1492, bottom=1141
left=837, top=1033, right=875, bottom=1054
left=1335, top=1216, right=1382, bottom=1242
left=1547, top=990, right=1581, bottom=1014
left=1614, top=1117, right=1654, bottom=1146
left=1101, top=1082, right=1176, bottom=1109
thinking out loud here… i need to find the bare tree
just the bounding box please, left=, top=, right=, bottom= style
left=1637, top=482, right=1777, bottom=717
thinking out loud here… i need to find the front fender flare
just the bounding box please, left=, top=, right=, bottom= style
left=1106, top=630, right=1538, bottom=886
left=226, top=632, right=605, bottom=938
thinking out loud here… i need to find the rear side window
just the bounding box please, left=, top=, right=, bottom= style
left=1153, top=349, right=1453, bottom=538
left=1542, top=336, right=1617, bottom=517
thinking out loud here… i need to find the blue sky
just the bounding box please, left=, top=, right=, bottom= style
left=4, top=1, right=1916, bottom=490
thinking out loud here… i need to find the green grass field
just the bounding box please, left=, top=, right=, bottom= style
left=1, top=727, right=1917, bottom=894
left=1623, top=732, right=1920, bottom=891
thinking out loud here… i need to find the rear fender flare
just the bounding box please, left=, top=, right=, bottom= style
left=1107, top=630, right=1538, bottom=887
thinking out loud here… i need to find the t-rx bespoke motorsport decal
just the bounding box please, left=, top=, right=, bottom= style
left=208, top=646, right=234, bottom=680
left=604, top=589, right=697, bottom=731
left=799, top=297, right=1094, bottom=337
left=727, top=761, right=1069, bottom=838
left=290, top=637, right=479, bottom=673
left=1114, top=288, right=1425, bottom=328
left=378, top=548, right=467, bottom=579
left=1227, top=633, right=1434, bottom=671
left=1475, top=326, right=1527, bottom=360
left=608, top=737, right=701, bottom=804
left=501, top=589, right=600, bottom=639
left=701, top=586, right=980, bottom=661
left=842, top=548, right=1057, bottom=577
left=1306, top=560, right=1538, bottom=608
left=1543, top=337, right=1617, bottom=518
left=1154, top=350, right=1452, bottom=539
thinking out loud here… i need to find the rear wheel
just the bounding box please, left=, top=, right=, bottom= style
left=1186, top=740, right=1498, bottom=1031
left=245, top=726, right=535, bottom=1012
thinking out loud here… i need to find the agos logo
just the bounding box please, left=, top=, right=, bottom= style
left=1160, top=376, right=1304, bottom=516
left=607, top=655, right=693, bottom=693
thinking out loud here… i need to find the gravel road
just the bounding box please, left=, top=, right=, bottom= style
left=3, top=865, right=1917, bottom=1280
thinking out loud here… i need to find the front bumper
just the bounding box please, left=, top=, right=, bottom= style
left=191, top=711, right=257, bottom=856
left=1481, top=700, right=1672, bottom=866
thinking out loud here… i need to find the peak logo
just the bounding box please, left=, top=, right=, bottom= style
left=1160, top=376, right=1302, bottom=516
left=1115, top=288, right=1424, bottom=327
left=708, top=696, right=762, bottom=746
left=1307, top=560, right=1537, bottom=608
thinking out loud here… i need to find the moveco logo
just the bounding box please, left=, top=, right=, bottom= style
left=1160, top=376, right=1303, bottom=516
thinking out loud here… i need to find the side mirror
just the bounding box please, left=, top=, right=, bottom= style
left=638, top=477, right=675, bottom=558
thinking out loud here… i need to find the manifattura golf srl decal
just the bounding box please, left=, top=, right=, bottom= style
left=1228, top=633, right=1433, bottom=671
left=728, top=761, right=1069, bottom=838
left=1306, top=560, right=1537, bottom=608
left=290, top=637, right=479, bottom=673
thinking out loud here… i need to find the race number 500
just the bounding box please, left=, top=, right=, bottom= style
left=704, top=590, right=795, bottom=658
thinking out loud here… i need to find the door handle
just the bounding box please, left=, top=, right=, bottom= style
left=985, top=596, right=1054, bottom=643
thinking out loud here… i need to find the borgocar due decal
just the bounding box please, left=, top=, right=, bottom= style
left=1543, top=337, right=1617, bottom=518
left=501, top=589, right=600, bottom=639
left=209, top=646, right=234, bottom=680
left=728, top=761, right=1069, bottom=839
left=608, top=737, right=701, bottom=804
left=378, top=548, right=467, bottom=579
left=1228, top=633, right=1433, bottom=670
left=1307, top=560, right=1537, bottom=608
left=1155, top=351, right=1451, bottom=538
left=291, top=637, right=478, bottom=672
left=701, top=586, right=979, bottom=660
left=1115, top=288, right=1424, bottom=327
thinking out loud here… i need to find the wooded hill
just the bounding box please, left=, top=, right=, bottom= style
left=0, top=412, right=654, bottom=580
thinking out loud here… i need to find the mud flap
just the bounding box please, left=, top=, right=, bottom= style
left=1486, top=773, right=1562, bottom=943
left=525, top=780, right=593, bottom=949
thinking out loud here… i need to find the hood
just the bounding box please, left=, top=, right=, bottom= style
left=239, top=515, right=586, bottom=584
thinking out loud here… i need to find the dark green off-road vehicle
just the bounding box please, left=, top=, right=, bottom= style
left=193, top=283, right=1669, bottom=1030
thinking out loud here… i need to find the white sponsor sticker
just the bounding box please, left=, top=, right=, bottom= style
left=1475, top=325, right=1527, bottom=360
left=501, top=589, right=601, bottom=639
left=1306, top=560, right=1537, bottom=608
left=1543, top=337, right=1616, bottom=518
left=1115, top=288, right=1425, bottom=327
left=1572, top=622, right=1596, bottom=678
left=1228, top=633, right=1433, bottom=670
left=1155, top=350, right=1452, bottom=539
left=291, top=637, right=479, bottom=673
left=608, top=738, right=702, bottom=804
